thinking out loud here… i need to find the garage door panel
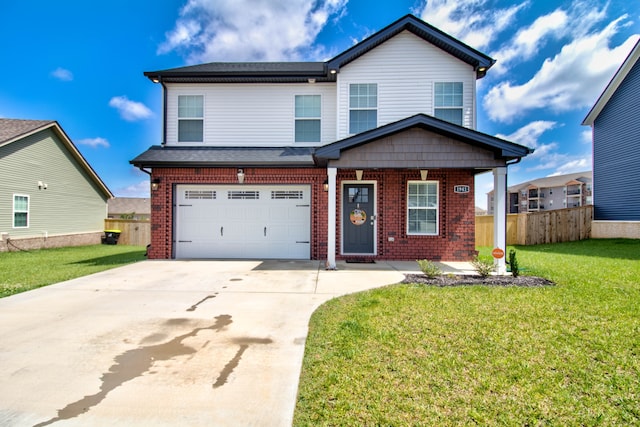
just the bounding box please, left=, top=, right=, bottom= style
left=176, top=185, right=310, bottom=259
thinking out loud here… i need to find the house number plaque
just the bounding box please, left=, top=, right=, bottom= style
left=454, top=185, right=470, bottom=193
left=350, top=208, right=367, bottom=226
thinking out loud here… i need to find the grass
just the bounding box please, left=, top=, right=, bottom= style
left=0, top=244, right=146, bottom=298
left=294, top=239, right=640, bottom=426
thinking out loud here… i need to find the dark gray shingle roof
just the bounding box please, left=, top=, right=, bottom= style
left=0, top=119, right=55, bottom=145
left=130, top=146, right=316, bottom=168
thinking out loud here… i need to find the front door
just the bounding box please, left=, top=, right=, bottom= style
left=343, top=183, right=375, bottom=254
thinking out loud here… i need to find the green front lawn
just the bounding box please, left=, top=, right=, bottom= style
left=294, top=239, right=640, bottom=425
left=0, top=244, right=146, bottom=298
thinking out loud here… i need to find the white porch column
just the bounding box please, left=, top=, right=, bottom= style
left=326, top=167, right=337, bottom=270
left=493, top=167, right=507, bottom=275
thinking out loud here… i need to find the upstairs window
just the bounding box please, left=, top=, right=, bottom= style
left=407, top=182, right=438, bottom=235
left=13, top=194, right=29, bottom=228
left=295, top=95, right=321, bottom=142
left=434, top=82, right=463, bottom=126
left=349, top=83, right=377, bottom=134
left=178, top=95, right=203, bottom=142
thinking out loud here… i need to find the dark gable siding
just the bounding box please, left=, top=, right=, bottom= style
left=593, top=58, right=640, bottom=221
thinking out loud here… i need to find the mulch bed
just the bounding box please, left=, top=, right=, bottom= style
left=402, top=274, right=555, bottom=287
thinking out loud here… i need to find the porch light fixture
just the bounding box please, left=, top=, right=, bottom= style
left=237, top=168, right=245, bottom=184
left=420, top=169, right=429, bottom=181
left=151, top=178, right=161, bottom=191
left=355, top=170, right=363, bottom=181
left=308, top=78, right=316, bottom=84
left=323, top=179, right=329, bottom=192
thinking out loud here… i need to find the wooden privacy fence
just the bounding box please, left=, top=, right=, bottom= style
left=104, top=219, right=151, bottom=246
left=475, top=205, right=593, bottom=247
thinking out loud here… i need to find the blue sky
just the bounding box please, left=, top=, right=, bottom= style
left=1, top=0, right=638, bottom=209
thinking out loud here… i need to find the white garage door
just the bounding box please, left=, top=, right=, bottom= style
left=175, top=185, right=311, bottom=259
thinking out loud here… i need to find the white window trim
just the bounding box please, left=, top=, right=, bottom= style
left=294, top=94, right=322, bottom=143
left=349, top=83, right=378, bottom=135
left=433, top=81, right=463, bottom=126
left=177, top=94, right=204, bottom=143
left=13, top=194, right=29, bottom=229
left=406, top=181, right=439, bottom=236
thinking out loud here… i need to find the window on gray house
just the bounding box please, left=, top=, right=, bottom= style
left=434, top=82, right=463, bottom=126
left=349, top=83, right=377, bottom=134
left=295, top=95, right=321, bottom=142
left=13, top=194, right=29, bottom=228
left=178, top=95, right=204, bottom=142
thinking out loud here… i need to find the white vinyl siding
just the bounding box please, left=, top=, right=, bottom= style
left=13, top=194, right=29, bottom=228
left=295, top=95, right=321, bottom=142
left=407, top=181, right=438, bottom=235
left=337, top=31, right=476, bottom=139
left=165, top=84, right=336, bottom=146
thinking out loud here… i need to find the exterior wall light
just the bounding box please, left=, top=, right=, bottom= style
left=323, top=179, right=329, bottom=192
left=237, top=169, right=245, bottom=184
left=151, top=178, right=161, bottom=191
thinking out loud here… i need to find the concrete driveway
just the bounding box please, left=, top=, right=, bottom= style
left=0, top=259, right=422, bottom=426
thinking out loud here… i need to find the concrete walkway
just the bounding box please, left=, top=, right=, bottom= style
left=0, top=260, right=470, bottom=426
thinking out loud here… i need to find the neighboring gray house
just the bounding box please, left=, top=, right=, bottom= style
left=108, top=197, right=150, bottom=220
left=0, top=119, right=113, bottom=251
left=583, top=39, right=640, bottom=239
left=487, top=171, right=592, bottom=215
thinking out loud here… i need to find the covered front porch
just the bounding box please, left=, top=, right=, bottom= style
left=315, top=114, right=533, bottom=272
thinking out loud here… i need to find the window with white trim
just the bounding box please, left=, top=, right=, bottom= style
left=13, top=194, right=29, bottom=228
left=178, top=95, right=204, bottom=142
left=349, top=83, right=377, bottom=134
left=434, top=82, right=463, bottom=126
left=295, top=95, right=321, bottom=142
left=407, top=182, right=438, bottom=235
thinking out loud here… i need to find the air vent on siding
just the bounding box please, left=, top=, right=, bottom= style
left=271, top=190, right=304, bottom=200
left=228, top=191, right=260, bottom=200
left=185, top=190, right=216, bottom=200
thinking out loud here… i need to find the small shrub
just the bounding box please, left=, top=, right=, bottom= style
left=471, top=256, right=495, bottom=278
left=508, top=249, right=520, bottom=277
left=416, top=259, right=442, bottom=279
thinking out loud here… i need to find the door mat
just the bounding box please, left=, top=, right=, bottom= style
left=345, top=259, right=376, bottom=264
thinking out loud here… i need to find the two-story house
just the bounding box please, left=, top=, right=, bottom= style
left=132, top=14, right=533, bottom=268
left=486, top=171, right=592, bottom=215
left=583, top=38, right=640, bottom=239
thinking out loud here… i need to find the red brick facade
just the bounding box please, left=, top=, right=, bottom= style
left=148, top=167, right=476, bottom=261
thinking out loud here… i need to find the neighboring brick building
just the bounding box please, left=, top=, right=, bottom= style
left=131, top=15, right=532, bottom=267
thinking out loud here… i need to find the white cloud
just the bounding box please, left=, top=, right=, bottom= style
left=419, top=0, right=528, bottom=50
left=51, top=67, right=73, bottom=81
left=77, top=137, right=110, bottom=148
left=116, top=180, right=151, bottom=198
left=497, top=120, right=558, bottom=150
left=109, top=96, right=153, bottom=122
left=484, top=15, right=638, bottom=123
left=158, top=0, right=348, bottom=62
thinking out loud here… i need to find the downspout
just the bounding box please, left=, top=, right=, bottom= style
left=160, top=78, right=167, bottom=146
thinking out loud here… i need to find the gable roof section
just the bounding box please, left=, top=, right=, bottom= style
left=582, top=38, right=640, bottom=125
left=327, top=14, right=494, bottom=78
left=130, top=146, right=316, bottom=168
left=314, top=114, right=533, bottom=162
left=144, top=14, right=495, bottom=83
left=0, top=118, right=113, bottom=198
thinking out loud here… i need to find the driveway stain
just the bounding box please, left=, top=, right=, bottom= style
left=33, top=314, right=233, bottom=427
left=187, top=293, right=218, bottom=312
left=213, top=337, right=273, bottom=388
